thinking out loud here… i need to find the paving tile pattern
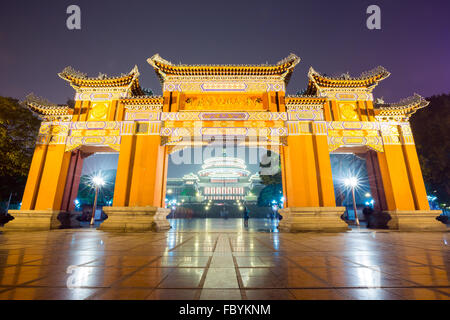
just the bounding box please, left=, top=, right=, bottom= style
left=0, top=219, right=449, bottom=300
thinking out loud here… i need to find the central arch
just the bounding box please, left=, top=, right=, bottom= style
left=165, top=144, right=280, bottom=232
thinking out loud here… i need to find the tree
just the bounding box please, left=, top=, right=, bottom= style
left=66, top=98, right=75, bottom=109
left=260, top=170, right=282, bottom=186
left=259, top=150, right=282, bottom=185
left=0, top=97, right=40, bottom=202
left=257, top=150, right=283, bottom=206
left=180, top=185, right=196, bottom=197
left=257, top=183, right=283, bottom=207
left=410, top=93, right=450, bottom=205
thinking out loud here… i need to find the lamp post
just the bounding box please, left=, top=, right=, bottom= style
left=5, top=192, right=13, bottom=213
left=90, top=176, right=105, bottom=226
left=344, top=177, right=360, bottom=226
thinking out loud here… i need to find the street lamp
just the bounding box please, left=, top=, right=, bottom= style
left=90, top=175, right=105, bottom=226
left=344, top=177, right=360, bottom=226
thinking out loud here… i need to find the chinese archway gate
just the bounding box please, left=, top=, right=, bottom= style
left=6, top=54, right=444, bottom=232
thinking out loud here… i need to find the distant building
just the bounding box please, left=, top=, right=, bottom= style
left=166, top=156, right=263, bottom=203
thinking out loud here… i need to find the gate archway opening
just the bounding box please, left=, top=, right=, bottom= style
left=60, top=146, right=119, bottom=228
left=330, top=146, right=387, bottom=228
left=164, top=144, right=282, bottom=232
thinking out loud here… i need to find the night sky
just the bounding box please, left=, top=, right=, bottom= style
left=1, top=0, right=449, bottom=103
left=1, top=0, right=449, bottom=178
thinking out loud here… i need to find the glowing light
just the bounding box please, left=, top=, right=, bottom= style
left=92, top=176, right=105, bottom=187
left=167, top=189, right=173, bottom=194
left=344, top=177, right=358, bottom=187
left=365, top=192, right=371, bottom=197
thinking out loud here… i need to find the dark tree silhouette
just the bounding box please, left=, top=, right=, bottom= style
left=0, top=96, right=40, bottom=203
left=410, top=93, right=450, bottom=206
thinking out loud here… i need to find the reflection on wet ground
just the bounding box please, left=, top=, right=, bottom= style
left=168, top=218, right=279, bottom=232
left=0, top=218, right=448, bottom=300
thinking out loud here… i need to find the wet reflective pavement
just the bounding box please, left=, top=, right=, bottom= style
left=0, top=218, right=449, bottom=300
left=168, top=218, right=279, bottom=233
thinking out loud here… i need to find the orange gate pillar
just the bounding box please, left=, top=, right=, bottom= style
left=101, top=133, right=170, bottom=232
left=7, top=143, right=72, bottom=230
left=399, top=123, right=430, bottom=210
left=20, top=144, right=49, bottom=210
left=377, top=123, right=444, bottom=230
left=128, top=135, right=168, bottom=207
left=33, top=144, right=72, bottom=211
left=278, top=121, right=348, bottom=232
left=378, top=124, right=416, bottom=211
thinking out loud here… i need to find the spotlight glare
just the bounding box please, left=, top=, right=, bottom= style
left=344, top=177, right=358, bottom=187
left=92, top=176, right=105, bottom=187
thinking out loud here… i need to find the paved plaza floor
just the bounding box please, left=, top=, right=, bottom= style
left=0, top=218, right=449, bottom=300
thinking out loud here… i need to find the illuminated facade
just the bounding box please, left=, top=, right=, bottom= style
left=6, top=53, right=445, bottom=232
left=166, top=156, right=262, bottom=202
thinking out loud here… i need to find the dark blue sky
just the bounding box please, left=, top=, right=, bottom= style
left=1, top=0, right=449, bottom=104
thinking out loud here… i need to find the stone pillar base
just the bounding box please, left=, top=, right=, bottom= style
left=386, top=210, right=447, bottom=231
left=278, top=207, right=349, bottom=232
left=100, top=207, right=171, bottom=232
left=4, top=210, right=62, bottom=230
